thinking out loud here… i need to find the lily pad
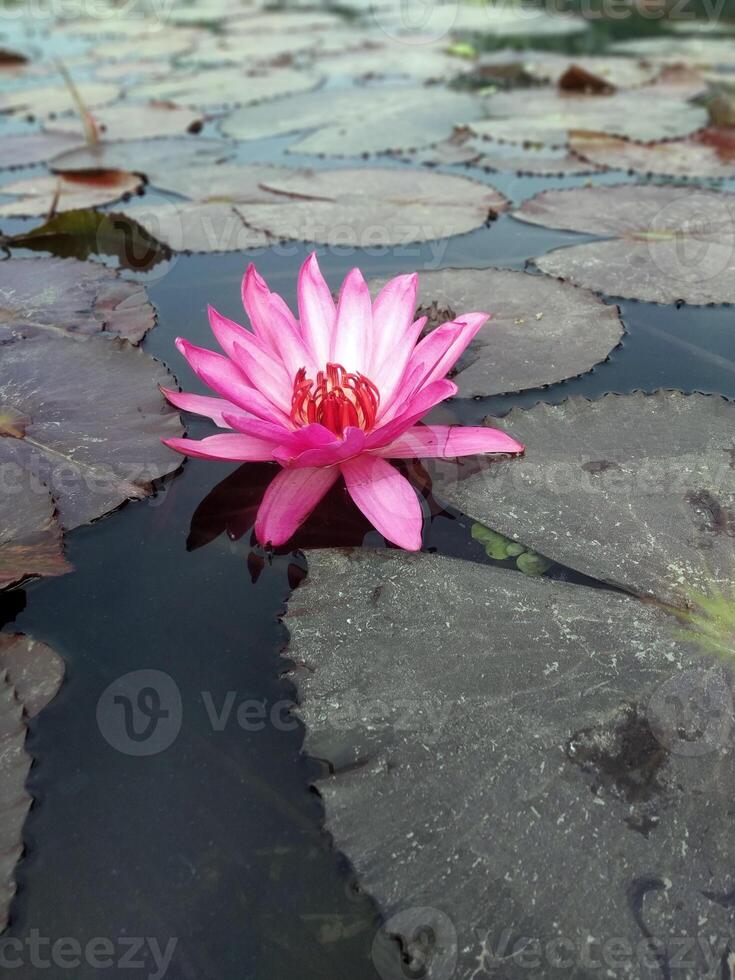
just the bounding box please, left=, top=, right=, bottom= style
left=463, top=137, right=603, bottom=175
left=523, top=53, right=660, bottom=88
left=470, top=88, right=708, bottom=145
left=0, top=671, right=31, bottom=932
left=240, top=167, right=507, bottom=246
left=570, top=129, right=735, bottom=180
left=611, top=36, right=735, bottom=67
left=0, top=331, right=182, bottom=529
left=450, top=2, right=587, bottom=36
left=0, top=634, right=64, bottom=718
left=368, top=267, right=623, bottom=396
left=0, top=169, right=142, bottom=218
left=0, top=484, right=69, bottom=591
left=514, top=184, right=735, bottom=305
left=0, top=131, right=83, bottom=170
left=0, top=256, right=155, bottom=343
left=0, top=634, right=64, bottom=931
left=220, top=85, right=484, bottom=156
left=0, top=80, right=120, bottom=119
left=49, top=136, right=234, bottom=185
left=285, top=549, right=733, bottom=980
left=130, top=66, right=321, bottom=109
left=46, top=102, right=204, bottom=140
left=432, top=392, right=735, bottom=606
left=118, top=201, right=272, bottom=252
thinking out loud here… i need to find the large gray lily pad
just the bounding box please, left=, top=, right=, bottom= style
left=220, top=85, right=484, bottom=156
left=0, top=634, right=64, bottom=719
left=0, top=256, right=155, bottom=344
left=611, top=36, right=735, bottom=67
left=432, top=392, right=735, bottom=606
left=0, top=671, right=31, bottom=933
left=0, top=330, right=182, bottom=529
left=514, top=184, right=735, bottom=305
left=240, top=167, right=508, bottom=246
left=50, top=137, right=234, bottom=183
left=118, top=201, right=272, bottom=252
left=570, top=130, right=735, bottom=180
left=0, top=80, right=120, bottom=118
left=285, top=549, right=734, bottom=980
left=450, top=2, right=587, bottom=35
left=0, top=483, right=69, bottom=590
left=130, top=66, right=321, bottom=109
left=46, top=102, right=204, bottom=141
left=0, top=169, right=142, bottom=218
left=0, top=634, right=64, bottom=931
left=0, top=131, right=83, bottom=170
left=470, top=88, right=707, bottom=146
left=369, top=267, right=623, bottom=396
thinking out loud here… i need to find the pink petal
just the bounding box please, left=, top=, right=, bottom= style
left=222, top=412, right=293, bottom=444
left=273, top=426, right=366, bottom=469
left=255, top=465, right=340, bottom=546
left=175, top=337, right=288, bottom=425
left=406, top=313, right=489, bottom=391
left=297, top=252, right=335, bottom=367
left=366, top=379, right=458, bottom=451
left=370, top=273, right=418, bottom=377
left=162, top=434, right=276, bottom=461
left=241, top=263, right=299, bottom=353
left=332, top=267, right=372, bottom=372
left=160, top=387, right=242, bottom=428
left=372, top=424, right=525, bottom=458
left=341, top=456, right=423, bottom=551
left=374, top=316, right=427, bottom=417
left=206, top=305, right=254, bottom=379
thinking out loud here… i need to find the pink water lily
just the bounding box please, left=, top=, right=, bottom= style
left=162, top=254, right=524, bottom=550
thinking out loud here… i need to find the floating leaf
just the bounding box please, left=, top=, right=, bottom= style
left=450, top=2, right=588, bottom=36
left=0, top=330, right=182, bottom=529
left=285, top=549, right=731, bottom=980
left=432, top=392, right=735, bottom=606
left=0, top=671, right=31, bottom=932
left=612, top=36, right=735, bottom=67
left=46, top=102, right=204, bottom=140
left=50, top=136, right=234, bottom=184
left=0, top=485, right=69, bottom=590
left=0, top=256, right=155, bottom=343
left=465, top=137, right=603, bottom=175
left=220, top=85, right=484, bottom=156
left=0, top=81, right=120, bottom=119
left=515, top=183, right=735, bottom=305
left=570, top=129, right=735, bottom=179
left=0, top=634, right=64, bottom=719
left=0, top=169, right=142, bottom=218
left=117, top=201, right=272, bottom=252
left=0, top=634, right=64, bottom=930
left=0, top=131, right=83, bottom=170
left=369, top=267, right=623, bottom=395
left=130, top=66, right=321, bottom=109
left=240, top=167, right=507, bottom=246
left=93, top=28, right=198, bottom=62
left=523, top=53, right=659, bottom=88
left=470, top=87, right=708, bottom=145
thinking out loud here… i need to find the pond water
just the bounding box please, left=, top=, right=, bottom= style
left=2, top=3, right=735, bottom=978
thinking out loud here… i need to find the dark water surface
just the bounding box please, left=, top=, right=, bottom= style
left=2, top=222, right=734, bottom=978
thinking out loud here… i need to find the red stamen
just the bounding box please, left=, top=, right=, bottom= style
left=291, top=363, right=380, bottom=436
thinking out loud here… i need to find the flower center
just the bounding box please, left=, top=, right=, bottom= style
left=291, top=363, right=380, bottom=437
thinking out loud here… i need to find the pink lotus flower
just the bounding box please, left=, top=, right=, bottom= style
left=162, top=255, right=524, bottom=550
